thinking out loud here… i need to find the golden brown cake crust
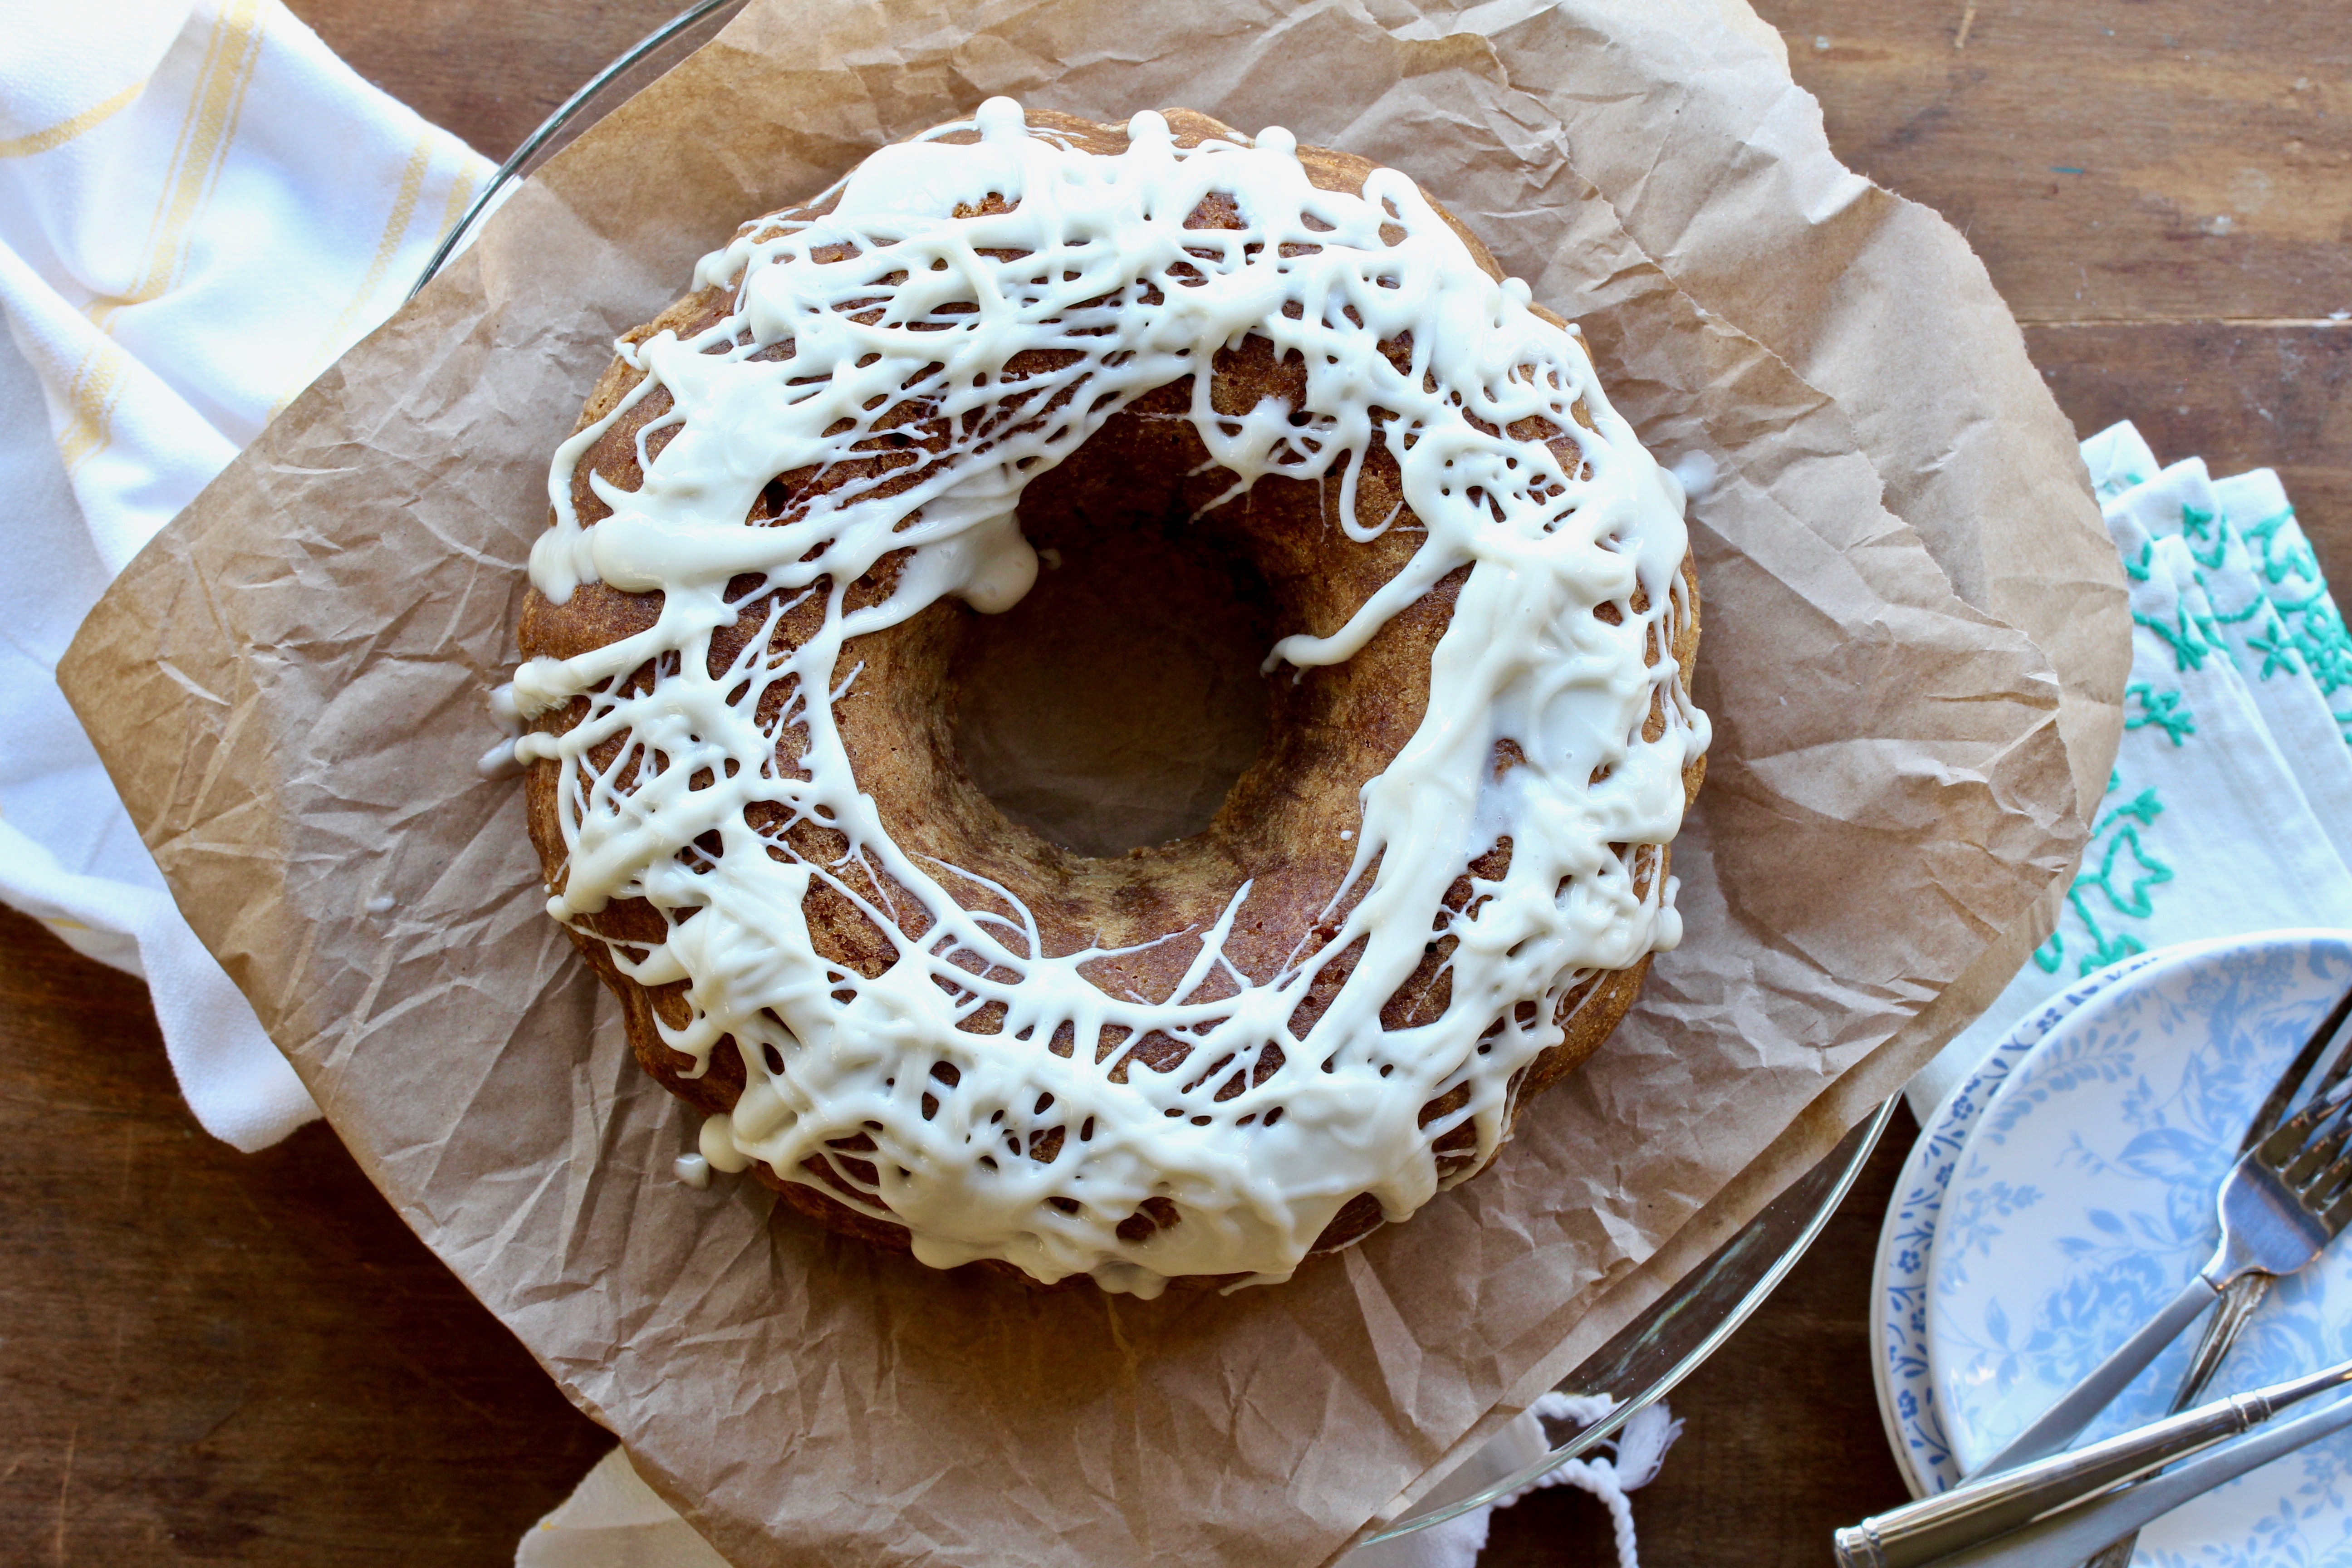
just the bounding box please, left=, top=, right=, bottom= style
left=518, top=108, right=1703, bottom=1284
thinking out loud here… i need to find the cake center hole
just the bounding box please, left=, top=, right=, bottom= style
left=951, top=511, right=1274, bottom=858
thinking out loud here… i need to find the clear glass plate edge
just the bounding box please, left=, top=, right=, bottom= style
left=1362, top=1095, right=1900, bottom=1544
left=409, top=0, right=749, bottom=300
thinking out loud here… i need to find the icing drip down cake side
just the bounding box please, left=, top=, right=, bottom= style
left=499, top=102, right=1710, bottom=1298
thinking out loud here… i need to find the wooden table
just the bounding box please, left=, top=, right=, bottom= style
left=4, top=1, right=2346, bottom=1560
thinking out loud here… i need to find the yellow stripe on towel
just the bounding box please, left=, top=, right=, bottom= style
left=89, top=0, right=269, bottom=332
left=58, top=340, right=132, bottom=480
left=69, top=0, right=268, bottom=472
left=274, top=134, right=435, bottom=416
left=0, top=78, right=147, bottom=159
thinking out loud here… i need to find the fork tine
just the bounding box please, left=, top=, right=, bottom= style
left=2298, top=1032, right=2352, bottom=1129
left=2328, top=1189, right=2352, bottom=1234
left=2312, top=1156, right=2352, bottom=1211
left=2309, top=1134, right=2352, bottom=1198
left=2288, top=1123, right=2352, bottom=1189
left=2243, top=980, right=2352, bottom=1153
left=2259, top=1078, right=2352, bottom=1166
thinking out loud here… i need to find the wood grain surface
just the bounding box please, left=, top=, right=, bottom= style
left=4, top=0, right=2347, bottom=1561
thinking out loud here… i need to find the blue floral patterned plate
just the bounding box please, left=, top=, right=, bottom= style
left=1868, top=944, right=2191, bottom=1496
left=1919, top=930, right=2352, bottom=1564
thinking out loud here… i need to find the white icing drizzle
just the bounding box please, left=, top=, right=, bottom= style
left=477, top=681, right=527, bottom=780
left=509, top=100, right=1708, bottom=1296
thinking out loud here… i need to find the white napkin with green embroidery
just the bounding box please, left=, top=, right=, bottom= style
left=1906, top=422, right=2352, bottom=1118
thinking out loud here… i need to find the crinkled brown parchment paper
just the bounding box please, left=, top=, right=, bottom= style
left=57, top=1, right=2128, bottom=1563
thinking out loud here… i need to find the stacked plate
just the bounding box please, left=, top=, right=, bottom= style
left=1871, top=930, right=2352, bottom=1564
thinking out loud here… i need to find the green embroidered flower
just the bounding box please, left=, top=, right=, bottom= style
left=2034, top=778, right=2175, bottom=977
left=2182, top=503, right=2225, bottom=570
left=2133, top=493, right=2352, bottom=737
left=2246, top=618, right=2304, bottom=681
left=2243, top=508, right=2322, bottom=589
left=2134, top=606, right=2212, bottom=673
left=2123, top=683, right=2195, bottom=746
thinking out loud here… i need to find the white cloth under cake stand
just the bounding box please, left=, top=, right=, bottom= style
left=0, top=0, right=482, bottom=1150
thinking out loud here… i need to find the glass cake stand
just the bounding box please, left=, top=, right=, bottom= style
left=416, top=0, right=1903, bottom=1540
left=1364, top=1097, right=1897, bottom=1542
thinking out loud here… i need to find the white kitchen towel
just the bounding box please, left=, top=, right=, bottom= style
left=0, top=0, right=492, bottom=1148
left=521, top=1399, right=1684, bottom=1568
left=1907, top=422, right=2352, bottom=1118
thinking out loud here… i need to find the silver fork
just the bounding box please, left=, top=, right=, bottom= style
left=2074, top=981, right=2352, bottom=1568
left=1974, top=1068, right=2352, bottom=1477
left=1837, top=1062, right=2352, bottom=1568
